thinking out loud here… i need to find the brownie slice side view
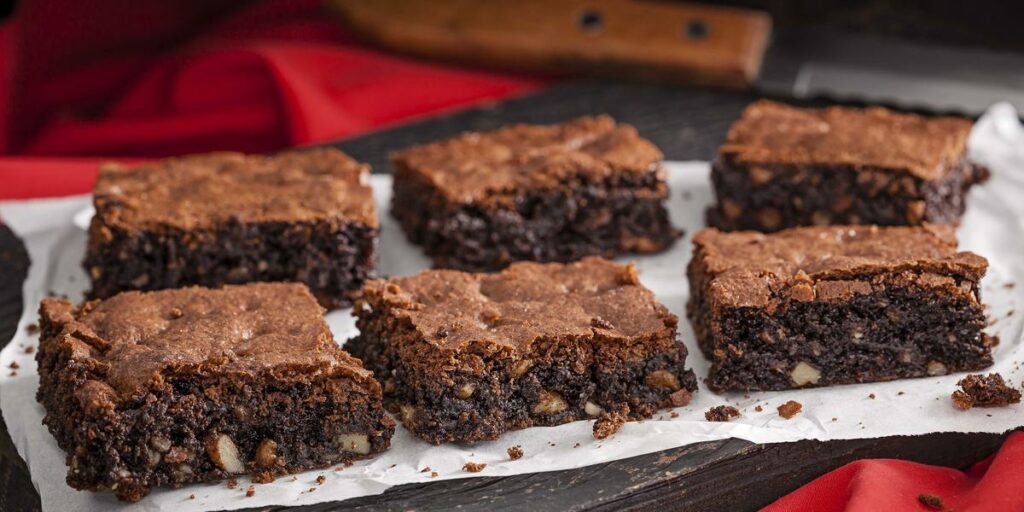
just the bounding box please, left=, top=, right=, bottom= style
left=707, top=100, right=989, bottom=232
left=687, top=225, right=995, bottom=392
left=348, top=257, right=697, bottom=444
left=36, top=283, right=394, bottom=502
left=390, top=116, right=680, bottom=271
left=85, top=148, right=378, bottom=308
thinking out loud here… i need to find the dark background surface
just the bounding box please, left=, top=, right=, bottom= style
left=0, top=80, right=1012, bottom=511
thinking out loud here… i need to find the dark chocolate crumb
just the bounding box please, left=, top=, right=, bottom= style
left=25, top=323, right=39, bottom=335
left=573, top=442, right=581, bottom=448
left=593, top=407, right=628, bottom=439
left=1005, top=282, right=1016, bottom=289
left=705, top=405, right=740, bottom=422
left=226, top=479, right=238, bottom=490
left=868, top=393, right=876, bottom=399
left=670, top=411, right=679, bottom=418
left=918, top=494, right=944, bottom=510
left=8, top=371, right=15, bottom=377
left=952, top=373, right=1021, bottom=410
left=188, top=494, right=195, bottom=500
left=507, top=445, right=524, bottom=460
left=754, top=405, right=763, bottom=412
left=777, top=400, right=802, bottom=419
left=420, top=466, right=432, bottom=473
left=308, top=487, right=316, bottom=493
left=316, top=475, right=326, bottom=485
left=8, top=361, right=18, bottom=369
left=245, top=485, right=255, bottom=498
left=23, top=346, right=34, bottom=354
left=463, top=462, right=486, bottom=473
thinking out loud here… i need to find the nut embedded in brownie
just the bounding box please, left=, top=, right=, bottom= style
left=390, top=116, right=680, bottom=271
left=85, top=148, right=378, bottom=308
left=347, top=257, right=698, bottom=444
left=35, top=283, right=394, bottom=502
left=687, top=224, right=996, bottom=392
left=707, top=100, right=989, bottom=232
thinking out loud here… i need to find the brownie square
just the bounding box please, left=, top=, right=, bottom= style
left=390, top=116, right=679, bottom=271
left=36, top=283, right=394, bottom=501
left=85, top=149, right=377, bottom=308
left=348, top=257, right=698, bottom=444
left=707, top=101, right=989, bottom=232
left=687, top=224, right=996, bottom=392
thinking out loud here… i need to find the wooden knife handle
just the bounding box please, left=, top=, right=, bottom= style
left=326, top=0, right=771, bottom=89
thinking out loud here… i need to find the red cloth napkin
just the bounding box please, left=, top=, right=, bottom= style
left=0, top=1, right=1021, bottom=511
left=764, top=431, right=1024, bottom=512
left=0, top=0, right=543, bottom=199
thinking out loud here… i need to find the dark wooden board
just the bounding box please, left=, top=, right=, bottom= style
left=0, top=81, right=1009, bottom=512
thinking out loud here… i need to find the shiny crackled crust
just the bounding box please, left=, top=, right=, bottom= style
left=347, top=257, right=697, bottom=444
left=707, top=101, right=988, bottom=232
left=85, top=148, right=378, bottom=308
left=36, top=283, right=393, bottom=502
left=686, top=225, right=995, bottom=391
left=390, top=116, right=679, bottom=271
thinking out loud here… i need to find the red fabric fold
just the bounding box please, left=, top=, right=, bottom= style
left=764, top=431, right=1024, bottom=511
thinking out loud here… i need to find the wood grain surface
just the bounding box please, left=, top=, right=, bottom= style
left=0, top=81, right=1010, bottom=512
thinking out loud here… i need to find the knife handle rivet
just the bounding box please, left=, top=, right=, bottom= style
left=684, top=19, right=708, bottom=40
left=577, top=8, right=603, bottom=33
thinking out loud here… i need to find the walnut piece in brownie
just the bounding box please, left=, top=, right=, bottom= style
left=390, top=116, right=679, bottom=271
left=707, top=101, right=989, bottom=232
left=951, top=373, right=1021, bottom=410
left=348, top=257, right=698, bottom=444
left=705, top=405, right=740, bottom=422
left=687, top=224, right=995, bottom=391
left=36, top=283, right=394, bottom=502
left=777, top=400, right=802, bottom=419
left=85, top=149, right=377, bottom=308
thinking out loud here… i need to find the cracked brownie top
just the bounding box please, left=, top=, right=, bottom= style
left=720, top=100, right=974, bottom=180
left=93, top=148, right=376, bottom=229
left=692, top=224, right=988, bottom=309
left=390, top=116, right=664, bottom=203
left=356, top=257, right=676, bottom=351
left=39, top=283, right=373, bottom=402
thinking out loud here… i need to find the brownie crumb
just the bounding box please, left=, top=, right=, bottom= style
left=8, top=361, right=19, bottom=369
left=868, top=393, right=876, bottom=399
left=308, top=487, right=317, bottom=493
left=463, top=462, right=487, bottom=473
left=593, top=407, right=628, bottom=439
left=952, top=373, right=1021, bottom=410
left=670, top=411, right=679, bottom=418
left=777, top=400, right=802, bottom=419
left=316, top=475, right=326, bottom=485
left=245, top=485, right=255, bottom=498
left=25, top=323, right=39, bottom=335
left=754, top=405, right=763, bottom=412
left=226, top=479, right=238, bottom=490
left=1005, top=282, right=1016, bottom=289
left=188, top=494, right=195, bottom=500
left=8, top=371, right=16, bottom=377
left=918, top=494, right=944, bottom=510
left=430, top=471, right=438, bottom=478
left=573, top=442, right=581, bottom=448
left=420, top=466, right=432, bottom=473
left=507, top=446, right=524, bottom=460
left=23, top=346, right=34, bottom=354
left=705, top=405, right=740, bottom=422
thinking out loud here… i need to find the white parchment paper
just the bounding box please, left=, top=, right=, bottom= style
left=2, top=104, right=1023, bottom=511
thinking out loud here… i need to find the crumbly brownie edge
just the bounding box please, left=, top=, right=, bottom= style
left=706, top=156, right=989, bottom=232
left=36, top=304, right=394, bottom=502
left=348, top=299, right=697, bottom=444
left=687, top=263, right=995, bottom=391
left=85, top=217, right=377, bottom=309
left=390, top=163, right=679, bottom=271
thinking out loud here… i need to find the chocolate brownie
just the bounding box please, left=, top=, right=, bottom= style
left=687, top=224, right=995, bottom=391
left=36, top=283, right=394, bottom=501
left=707, top=101, right=989, bottom=232
left=390, top=116, right=679, bottom=271
left=85, top=149, right=377, bottom=308
left=348, top=257, right=697, bottom=444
